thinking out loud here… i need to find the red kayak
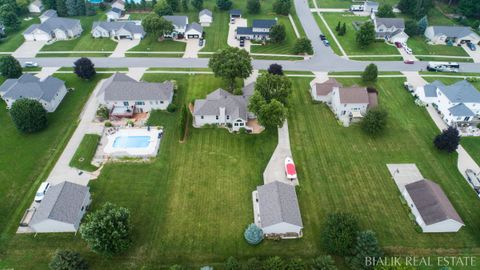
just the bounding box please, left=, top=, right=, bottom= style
left=285, top=157, right=297, bottom=179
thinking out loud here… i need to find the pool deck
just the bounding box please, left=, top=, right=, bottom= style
left=99, top=127, right=162, bottom=159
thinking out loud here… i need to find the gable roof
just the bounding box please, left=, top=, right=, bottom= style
left=24, top=17, right=81, bottom=35
left=199, top=9, right=212, bottom=17
left=252, top=19, right=277, bottom=29
left=423, top=84, right=438, bottom=97
left=338, top=86, right=369, bottom=104
left=92, top=21, right=145, bottom=35
left=41, top=9, right=57, bottom=18
left=429, top=26, right=477, bottom=38
left=101, top=73, right=173, bottom=101
left=257, top=181, right=303, bottom=228
left=315, top=78, right=342, bottom=96
left=186, top=22, right=203, bottom=33
left=163, top=15, right=188, bottom=28
left=30, top=181, right=90, bottom=226
left=242, top=82, right=255, bottom=97
left=405, top=179, right=464, bottom=226
left=229, top=9, right=241, bottom=16
left=0, top=73, right=65, bottom=102
left=364, top=1, right=379, bottom=9
left=375, top=17, right=405, bottom=29
left=30, top=0, right=42, bottom=7
left=449, top=103, right=475, bottom=117
left=193, top=88, right=249, bottom=121
left=435, top=80, right=480, bottom=103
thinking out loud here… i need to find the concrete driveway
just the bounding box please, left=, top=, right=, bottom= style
left=386, top=164, right=424, bottom=192
left=110, top=39, right=140, bottom=58
left=462, top=44, right=480, bottom=63
left=228, top=18, right=251, bottom=52
left=12, top=41, right=47, bottom=58
left=183, top=38, right=202, bottom=58
left=35, top=67, right=60, bottom=79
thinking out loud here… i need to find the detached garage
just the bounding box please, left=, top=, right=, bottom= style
left=185, top=22, right=203, bottom=39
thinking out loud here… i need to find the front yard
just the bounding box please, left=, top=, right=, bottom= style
left=127, top=37, right=186, bottom=56
left=0, top=17, right=40, bottom=52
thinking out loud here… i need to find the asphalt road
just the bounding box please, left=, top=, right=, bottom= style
left=16, top=0, right=480, bottom=72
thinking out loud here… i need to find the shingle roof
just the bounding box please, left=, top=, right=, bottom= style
left=257, top=181, right=303, bottom=228
left=41, top=9, right=57, bottom=18
left=315, top=78, right=342, bottom=96
left=252, top=19, right=277, bottom=29
left=229, top=9, right=241, bottom=16
left=30, top=0, right=42, bottom=7
left=338, top=86, right=369, bottom=104
left=375, top=18, right=405, bottom=29
left=101, top=73, right=173, bottom=101
left=193, top=88, right=249, bottom=121
left=435, top=80, right=480, bottom=103
left=364, top=1, right=379, bottom=8
left=110, top=7, right=122, bottom=14
left=423, top=84, right=438, bottom=97
left=0, top=73, right=65, bottom=102
left=24, top=17, right=81, bottom=35
left=405, top=179, right=464, bottom=225
left=30, top=181, right=90, bottom=226
left=449, top=103, right=475, bottom=116
left=199, top=9, right=212, bottom=17
left=92, top=21, right=145, bottom=35
left=163, top=15, right=188, bottom=28
left=236, top=27, right=269, bottom=36
left=429, top=26, right=477, bottom=38
left=242, top=82, right=255, bottom=97
left=186, top=22, right=203, bottom=33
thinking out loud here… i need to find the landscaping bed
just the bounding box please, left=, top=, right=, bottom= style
left=69, top=134, right=101, bottom=172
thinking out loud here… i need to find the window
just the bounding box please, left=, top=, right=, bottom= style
left=201, top=116, right=204, bottom=119
left=216, top=116, right=219, bottom=120
left=226, top=115, right=230, bottom=120
left=135, top=101, right=145, bottom=105
left=123, top=101, right=129, bottom=106
left=160, top=101, right=164, bottom=104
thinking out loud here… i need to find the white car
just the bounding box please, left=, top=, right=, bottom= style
left=404, top=47, right=412, bottom=54
left=34, top=182, right=50, bottom=202
left=23, top=61, right=38, bottom=68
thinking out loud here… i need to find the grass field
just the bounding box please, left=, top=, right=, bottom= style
left=250, top=16, right=302, bottom=55
left=0, top=73, right=107, bottom=250
left=0, top=17, right=40, bottom=52
left=310, top=0, right=399, bottom=8
left=128, top=37, right=186, bottom=52
left=2, top=74, right=480, bottom=269
left=69, top=134, right=101, bottom=172
left=408, top=37, right=469, bottom=57
left=462, top=137, right=480, bottom=166
left=40, top=13, right=117, bottom=53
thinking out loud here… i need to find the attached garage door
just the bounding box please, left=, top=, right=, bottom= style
left=187, top=34, right=199, bottom=39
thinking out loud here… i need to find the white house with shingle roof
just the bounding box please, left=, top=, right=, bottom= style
left=92, top=21, right=145, bottom=40
left=98, top=73, right=174, bottom=114
left=403, top=179, right=464, bottom=233
left=425, top=26, right=480, bottom=45
left=185, top=22, right=203, bottom=39
left=371, top=13, right=408, bottom=43
left=252, top=181, right=303, bottom=238
left=310, top=78, right=342, bottom=102
left=39, top=9, right=56, bottom=23
left=199, top=9, right=212, bottom=26
left=23, top=12, right=82, bottom=42
left=28, top=0, right=43, bottom=13
left=0, top=73, right=67, bottom=112
left=30, top=181, right=91, bottom=233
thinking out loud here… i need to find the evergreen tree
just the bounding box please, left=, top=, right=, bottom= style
left=66, top=0, right=77, bottom=16
left=347, top=231, right=383, bottom=270
left=191, top=0, right=203, bottom=10
left=270, top=24, right=286, bottom=43
left=377, top=4, right=395, bottom=17
left=243, top=223, right=264, bottom=245
left=225, top=257, right=240, bottom=270
left=85, top=1, right=96, bottom=15
left=361, top=107, right=388, bottom=136
left=0, top=55, right=22, bottom=78
left=311, top=255, right=337, bottom=270
left=417, top=15, right=428, bottom=34
left=76, top=0, right=86, bottom=16
left=246, top=0, right=260, bottom=14
left=166, top=0, right=178, bottom=11
left=434, top=127, right=461, bottom=153
left=43, top=0, right=56, bottom=10
left=0, top=5, right=19, bottom=30
left=216, top=0, right=232, bottom=10
left=181, top=0, right=188, bottom=11
left=362, top=63, right=378, bottom=83
left=335, top=21, right=341, bottom=32
left=49, top=250, right=89, bottom=270
left=320, top=212, right=359, bottom=256
left=341, top=22, right=347, bottom=35
left=56, top=0, right=68, bottom=16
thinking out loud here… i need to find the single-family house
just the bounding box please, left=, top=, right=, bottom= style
left=97, top=73, right=174, bottom=116
left=28, top=0, right=43, bottom=13
left=236, top=19, right=277, bottom=41
left=351, top=1, right=379, bottom=13
left=199, top=9, right=212, bottom=26
left=39, top=9, right=56, bottom=23
left=106, top=7, right=124, bottom=21
left=111, top=0, right=125, bottom=11
left=92, top=21, right=145, bottom=40
left=193, top=83, right=255, bottom=131
left=425, top=26, right=480, bottom=45
left=403, top=179, right=464, bottom=233
left=185, top=22, right=203, bottom=39
left=0, top=73, right=67, bottom=112
left=163, top=15, right=188, bottom=38
left=310, top=78, right=342, bottom=102
left=29, top=181, right=91, bottom=233
left=371, top=14, right=408, bottom=43
left=416, top=80, right=480, bottom=126
left=252, top=181, right=303, bottom=238
left=23, top=16, right=82, bottom=42
left=229, top=9, right=241, bottom=20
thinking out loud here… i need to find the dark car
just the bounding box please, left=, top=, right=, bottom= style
left=323, top=40, right=330, bottom=47
left=319, top=34, right=326, bottom=41
left=395, top=42, right=402, bottom=48
left=467, top=42, right=476, bottom=51
left=199, top=38, right=204, bottom=46
left=239, top=38, right=245, bottom=47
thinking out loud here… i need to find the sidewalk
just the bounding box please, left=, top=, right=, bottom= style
left=288, top=14, right=301, bottom=38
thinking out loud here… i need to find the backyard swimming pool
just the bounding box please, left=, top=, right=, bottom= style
left=113, top=136, right=150, bottom=148
left=103, top=128, right=162, bottom=158
left=88, top=0, right=103, bottom=3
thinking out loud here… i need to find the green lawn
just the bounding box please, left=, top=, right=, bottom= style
left=408, top=36, right=469, bottom=57
left=201, top=9, right=230, bottom=52
left=69, top=134, right=101, bottom=172
left=0, top=74, right=107, bottom=252
left=250, top=16, right=302, bottom=55
left=40, top=13, right=117, bottom=53
left=128, top=37, right=186, bottom=52
left=462, top=137, right=480, bottom=166
left=319, top=13, right=400, bottom=56
left=0, top=17, right=40, bottom=52
left=312, top=0, right=399, bottom=8
left=421, top=76, right=480, bottom=90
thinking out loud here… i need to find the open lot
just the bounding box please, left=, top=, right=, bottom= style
left=1, top=74, right=480, bottom=269
left=0, top=17, right=40, bottom=52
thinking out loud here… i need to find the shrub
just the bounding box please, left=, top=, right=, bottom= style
left=361, top=107, right=388, bottom=136
left=244, top=258, right=262, bottom=270
left=10, top=98, right=48, bottom=133
left=168, top=265, right=185, bottom=270
left=270, top=24, right=286, bottom=43
left=167, top=103, right=177, bottom=112
left=104, top=121, right=112, bottom=127
left=96, top=105, right=109, bottom=121
left=362, top=63, right=378, bottom=83
left=287, top=258, right=307, bottom=270
left=320, top=212, right=359, bottom=256
left=49, top=250, right=88, bottom=270
left=434, top=127, right=460, bottom=153
left=225, top=256, right=241, bottom=270
left=293, top=38, right=313, bottom=55
left=263, top=256, right=285, bottom=270
left=311, top=255, right=337, bottom=270
left=244, top=223, right=263, bottom=245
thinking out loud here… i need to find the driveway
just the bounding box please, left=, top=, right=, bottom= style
left=183, top=38, right=202, bottom=58
left=35, top=67, right=60, bottom=79
left=386, top=164, right=424, bottom=192
left=398, top=47, right=417, bottom=61
left=462, top=44, right=480, bottom=63
left=110, top=39, right=140, bottom=58
left=12, top=41, right=47, bottom=58
left=227, top=18, right=251, bottom=52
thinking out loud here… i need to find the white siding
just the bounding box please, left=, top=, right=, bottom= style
left=262, top=222, right=302, bottom=236
left=331, top=89, right=368, bottom=127
left=30, top=220, right=77, bottom=233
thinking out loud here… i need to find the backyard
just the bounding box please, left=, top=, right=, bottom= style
left=1, top=74, right=480, bottom=269
left=69, top=134, right=101, bottom=172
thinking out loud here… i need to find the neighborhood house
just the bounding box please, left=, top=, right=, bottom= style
left=229, top=9, right=242, bottom=21
left=28, top=0, right=43, bottom=13
left=29, top=181, right=91, bottom=233
left=310, top=79, right=378, bottom=126
left=91, top=21, right=145, bottom=40
left=193, top=83, right=255, bottom=131
left=403, top=179, right=464, bottom=233
left=424, top=26, right=480, bottom=45
left=24, top=10, right=82, bottom=42
left=97, top=73, right=174, bottom=118
left=371, top=14, right=408, bottom=43
left=199, top=9, right=213, bottom=27
left=39, top=9, right=56, bottom=23
left=415, top=80, right=480, bottom=126
left=0, top=73, right=67, bottom=112
left=252, top=181, right=303, bottom=238
left=163, top=16, right=203, bottom=39
left=107, top=0, right=126, bottom=21
left=236, top=19, right=277, bottom=41
left=351, top=1, right=379, bottom=13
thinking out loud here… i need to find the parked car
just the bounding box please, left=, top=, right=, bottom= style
left=239, top=38, right=245, bottom=47
left=23, top=61, right=38, bottom=68
left=34, top=182, right=50, bottom=202
left=323, top=40, right=330, bottom=46
left=404, top=47, right=412, bottom=54
left=199, top=38, right=204, bottom=47
left=319, top=34, right=326, bottom=41
left=395, top=42, right=403, bottom=48
left=404, top=60, right=414, bottom=64
left=403, top=82, right=414, bottom=92
left=467, top=42, right=476, bottom=51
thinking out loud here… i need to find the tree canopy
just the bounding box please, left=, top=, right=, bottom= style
left=273, top=0, right=291, bottom=15
left=376, top=4, right=395, bottom=17
left=225, top=256, right=241, bottom=270
left=398, top=0, right=433, bottom=18
left=142, top=14, right=174, bottom=39
left=347, top=230, right=384, bottom=270
left=0, top=55, right=22, bottom=78
left=270, top=24, right=286, bottom=43
left=434, top=127, right=460, bottom=153
left=361, top=107, right=388, bottom=136
left=10, top=99, right=48, bottom=133
left=0, top=4, right=20, bottom=29
left=293, top=37, right=313, bottom=55
left=356, top=21, right=375, bottom=48
left=254, top=73, right=292, bottom=105
left=154, top=0, right=173, bottom=16
left=246, top=0, right=260, bottom=14
left=191, top=0, right=203, bottom=10
left=49, top=250, right=89, bottom=270
left=268, top=63, right=284, bottom=75
left=74, top=57, right=96, bottom=80
left=362, top=63, right=378, bottom=83
left=208, top=47, right=252, bottom=91
left=320, top=212, right=359, bottom=256
left=311, top=255, right=338, bottom=270
left=216, top=0, right=232, bottom=10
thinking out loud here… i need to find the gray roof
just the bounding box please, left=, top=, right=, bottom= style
left=30, top=0, right=42, bottom=7
left=193, top=88, right=249, bottom=121
left=405, top=179, right=464, bottom=225
left=230, top=9, right=241, bottom=16
left=24, top=17, right=81, bottom=35
left=102, top=73, right=173, bottom=101
left=163, top=15, right=188, bottom=28
left=364, top=1, right=379, bottom=8
left=236, top=27, right=269, bottom=36
left=0, top=73, right=65, bottom=102
left=433, top=80, right=480, bottom=103
left=242, top=82, right=255, bottom=97
left=429, top=26, right=477, bottom=38
left=199, top=9, right=212, bottom=17
left=257, top=181, right=303, bottom=228
left=186, top=22, right=203, bottom=33
left=449, top=103, right=475, bottom=117
left=338, top=86, right=369, bottom=104
left=30, top=181, right=90, bottom=226
left=110, top=7, right=122, bottom=14
left=423, top=84, right=438, bottom=98
left=252, top=19, right=277, bottom=29
left=375, top=17, right=405, bottom=29
left=41, top=9, right=57, bottom=18
left=92, top=21, right=145, bottom=35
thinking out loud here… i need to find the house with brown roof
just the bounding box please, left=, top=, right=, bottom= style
left=403, top=179, right=464, bottom=233
left=310, top=78, right=342, bottom=102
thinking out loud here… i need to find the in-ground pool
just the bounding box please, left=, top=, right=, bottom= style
left=88, top=0, right=103, bottom=3
left=113, top=136, right=150, bottom=148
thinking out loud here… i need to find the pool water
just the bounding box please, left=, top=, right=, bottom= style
left=88, top=0, right=103, bottom=3
left=113, top=136, right=150, bottom=148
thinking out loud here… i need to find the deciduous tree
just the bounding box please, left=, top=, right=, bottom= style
left=10, top=99, right=48, bottom=133
left=254, top=72, right=292, bottom=105
left=270, top=24, right=286, bottom=43
left=268, top=63, right=284, bottom=75
left=74, top=57, right=96, bottom=80
left=142, top=14, right=174, bottom=39
left=246, top=0, right=260, bottom=14
left=362, top=63, right=378, bottom=82
left=377, top=4, right=395, bottom=17
left=361, top=107, right=388, bottom=136
left=166, top=0, right=179, bottom=11
left=356, top=21, right=375, bottom=48
left=320, top=212, right=359, bottom=256
left=154, top=0, right=173, bottom=16
left=216, top=0, right=232, bottom=10
left=208, top=47, right=252, bottom=91
left=293, top=37, right=313, bottom=54
left=273, top=0, right=291, bottom=15
left=0, top=55, right=22, bottom=78
left=434, top=127, right=460, bottom=153
left=191, top=0, right=203, bottom=10
left=0, top=4, right=20, bottom=29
